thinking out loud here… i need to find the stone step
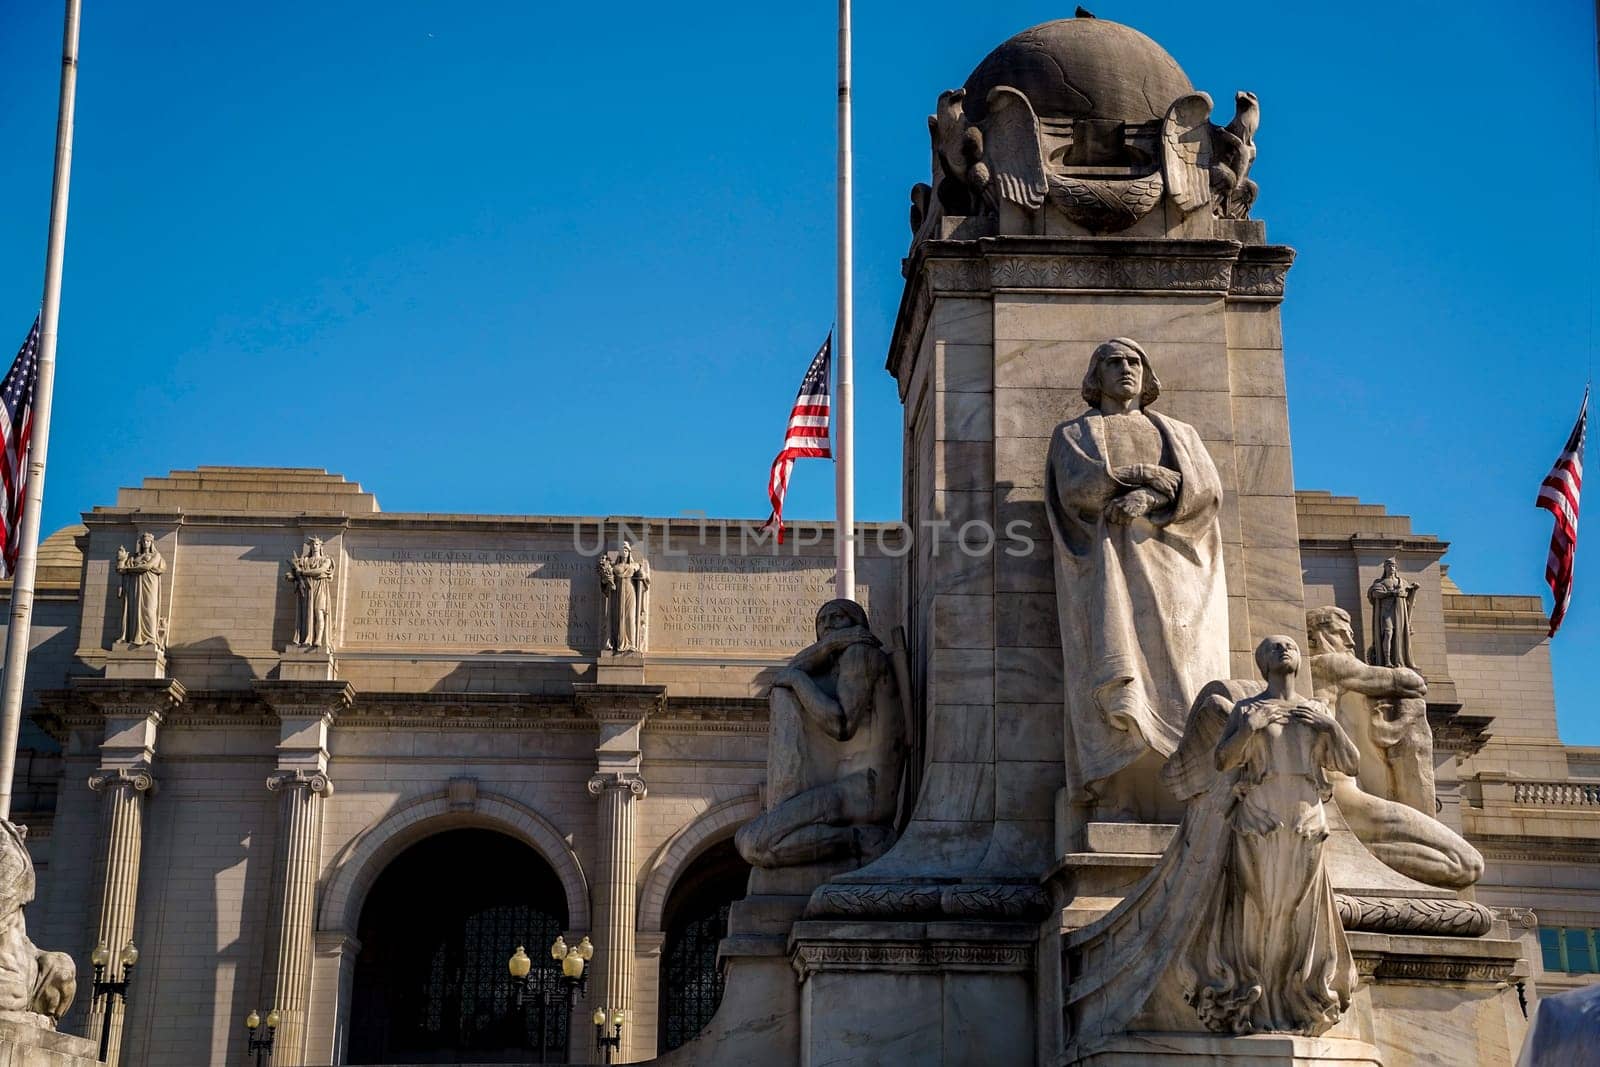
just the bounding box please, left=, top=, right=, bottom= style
left=112, top=489, right=379, bottom=513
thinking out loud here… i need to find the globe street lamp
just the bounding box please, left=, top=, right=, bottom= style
left=592, top=1007, right=625, bottom=1064
left=508, top=936, right=593, bottom=1059
left=89, top=939, right=139, bottom=1062
left=244, top=1008, right=281, bottom=1066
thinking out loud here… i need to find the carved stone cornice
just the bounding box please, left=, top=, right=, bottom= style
left=1429, top=711, right=1493, bottom=756
left=70, top=677, right=186, bottom=719
left=1346, top=929, right=1527, bottom=986
left=1351, top=950, right=1522, bottom=986
left=805, top=880, right=1050, bottom=921
left=1465, top=833, right=1600, bottom=863
left=887, top=236, right=1297, bottom=386
left=266, top=769, right=334, bottom=797
left=587, top=772, right=647, bottom=800
left=88, top=767, right=157, bottom=796
left=253, top=680, right=354, bottom=720
left=573, top=683, right=666, bottom=724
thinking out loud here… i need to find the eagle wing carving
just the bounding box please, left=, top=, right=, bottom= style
left=981, top=86, right=1047, bottom=212
left=1160, top=91, right=1217, bottom=215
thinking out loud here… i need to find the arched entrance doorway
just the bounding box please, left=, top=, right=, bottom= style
left=348, top=828, right=571, bottom=1064
left=656, top=838, right=750, bottom=1054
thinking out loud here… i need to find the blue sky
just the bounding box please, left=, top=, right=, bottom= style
left=1, top=2, right=1596, bottom=742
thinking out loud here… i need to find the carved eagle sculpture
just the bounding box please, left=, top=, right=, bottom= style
left=1160, top=90, right=1260, bottom=219
left=929, top=88, right=987, bottom=216
left=975, top=86, right=1048, bottom=217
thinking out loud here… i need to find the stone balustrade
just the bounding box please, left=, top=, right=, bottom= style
left=1511, top=780, right=1600, bottom=807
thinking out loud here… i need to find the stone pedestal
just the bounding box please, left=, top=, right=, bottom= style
left=101, top=645, right=165, bottom=680
left=648, top=889, right=810, bottom=1065
left=790, top=920, right=1037, bottom=1067
left=0, top=1020, right=99, bottom=1067
left=276, top=648, right=336, bottom=682
left=595, top=651, right=645, bottom=686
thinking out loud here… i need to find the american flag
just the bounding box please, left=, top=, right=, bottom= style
left=0, top=317, right=40, bottom=579
left=763, top=334, right=832, bottom=543
left=1536, top=386, right=1587, bottom=637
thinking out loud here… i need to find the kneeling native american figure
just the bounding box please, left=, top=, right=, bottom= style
left=736, top=599, right=906, bottom=869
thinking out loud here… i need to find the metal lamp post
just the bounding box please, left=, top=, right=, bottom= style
left=508, top=935, right=593, bottom=1060
left=89, top=939, right=138, bottom=1062
left=244, top=1009, right=280, bottom=1066
left=592, top=1007, right=625, bottom=1063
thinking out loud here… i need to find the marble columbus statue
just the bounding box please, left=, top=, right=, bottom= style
left=1045, top=338, right=1229, bottom=820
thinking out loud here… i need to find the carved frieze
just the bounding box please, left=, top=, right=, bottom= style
left=790, top=938, right=1033, bottom=979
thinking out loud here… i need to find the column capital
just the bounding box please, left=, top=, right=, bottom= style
left=588, top=772, right=647, bottom=800
left=267, top=769, right=334, bottom=797
left=88, top=767, right=157, bottom=796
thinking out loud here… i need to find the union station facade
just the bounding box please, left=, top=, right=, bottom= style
left=0, top=467, right=1594, bottom=1065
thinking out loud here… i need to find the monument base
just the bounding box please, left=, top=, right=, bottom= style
left=0, top=1020, right=99, bottom=1067
left=1068, top=1033, right=1384, bottom=1067
left=648, top=882, right=812, bottom=1065
left=789, top=919, right=1037, bottom=1066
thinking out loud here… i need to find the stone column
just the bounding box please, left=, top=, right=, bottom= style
left=72, top=676, right=182, bottom=1067
left=255, top=680, right=352, bottom=1067
left=265, top=769, right=333, bottom=1064
left=575, top=681, right=663, bottom=1064
left=85, top=767, right=155, bottom=1065
left=589, top=770, right=647, bottom=1062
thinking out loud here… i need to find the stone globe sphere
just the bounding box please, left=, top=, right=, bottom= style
left=960, top=17, right=1193, bottom=126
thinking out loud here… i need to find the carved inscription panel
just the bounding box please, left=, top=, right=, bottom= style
left=650, top=555, right=887, bottom=653
left=345, top=547, right=598, bottom=650
left=342, top=538, right=895, bottom=656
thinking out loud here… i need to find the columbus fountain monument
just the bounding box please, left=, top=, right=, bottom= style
left=655, top=12, right=1529, bottom=1066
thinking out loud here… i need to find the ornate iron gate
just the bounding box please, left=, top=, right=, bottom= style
left=349, top=829, right=569, bottom=1064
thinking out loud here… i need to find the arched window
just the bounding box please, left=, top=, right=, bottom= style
left=349, top=828, right=570, bottom=1064
left=656, top=838, right=751, bottom=1054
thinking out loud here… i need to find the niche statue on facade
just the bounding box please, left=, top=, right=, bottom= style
left=1045, top=338, right=1229, bottom=822
left=1367, top=557, right=1419, bottom=669
left=0, top=821, right=75, bottom=1028
left=115, top=532, right=166, bottom=648
left=285, top=536, right=336, bottom=651
left=735, top=600, right=906, bottom=869
left=597, top=542, right=650, bottom=654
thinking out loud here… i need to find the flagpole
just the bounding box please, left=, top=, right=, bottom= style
left=834, top=0, right=856, bottom=602
left=0, top=0, right=82, bottom=821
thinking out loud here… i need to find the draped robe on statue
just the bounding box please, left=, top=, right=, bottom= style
left=1046, top=409, right=1229, bottom=800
